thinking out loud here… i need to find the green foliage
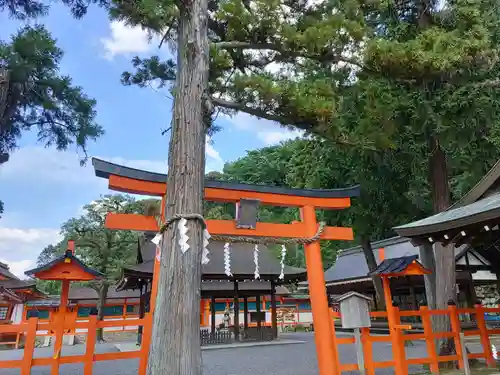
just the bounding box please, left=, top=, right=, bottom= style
left=0, top=0, right=104, bottom=217
left=212, top=138, right=425, bottom=268
left=0, top=0, right=106, bottom=19
left=37, top=195, right=145, bottom=287
left=36, top=279, right=62, bottom=295
left=0, top=25, right=103, bottom=160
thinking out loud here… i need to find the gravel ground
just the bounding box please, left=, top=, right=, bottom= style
left=0, top=332, right=432, bottom=375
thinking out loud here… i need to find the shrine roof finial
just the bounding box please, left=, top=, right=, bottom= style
left=25, top=241, right=104, bottom=281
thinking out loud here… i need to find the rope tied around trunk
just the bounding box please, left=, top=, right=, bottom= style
left=157, top=213, right=326, bottom=245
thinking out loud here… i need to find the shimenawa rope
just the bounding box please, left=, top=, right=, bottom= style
left=156, top=213, right=325, bottom=245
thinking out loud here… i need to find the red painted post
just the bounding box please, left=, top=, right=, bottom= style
left=84, top=316, right=97, bottom=375
left=420, top=306, right=438, bottom=374
left=475, top=304, right=495, bottom=367
left=21, top=318, right=37, bottom=375
left=139, top=313, right=153, bottom=375
left=448, top=304, right=463, bottom=369
left=300, top=205, right=339, bottom=375
left=361, top=327, right=375, bottom=375
left=52, top=279, right=70, bottom=375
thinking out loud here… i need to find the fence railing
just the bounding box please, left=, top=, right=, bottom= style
left=0, top=304, right=499, bottom=375
left=332, top=304, right=498, bottom=375
left=0, top=313, right=153, bottom=375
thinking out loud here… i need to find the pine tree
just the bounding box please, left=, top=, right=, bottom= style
left=112, top=0, right=500, bottom=361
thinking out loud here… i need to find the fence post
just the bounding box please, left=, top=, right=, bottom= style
left=475, top=304, right=495, bottom=367
left=21, top=318, right=38, bottom=375
left=389, top=306, right=407, bottom=375
left=361, top=327, right=375, bottom=375
left=447, top=303, right=463, bottom=369
left=51, top=312, right=65, bottom=375
left=84, top=316, right=98, bottom=375
left=330, top=310, right=341, bottom=375
left=420, top=306, right=438, bottom=374
left=139, top=313, right=153, bottom=375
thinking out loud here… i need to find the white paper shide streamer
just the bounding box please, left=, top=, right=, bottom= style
left=151, top=233, right=162, bottom=246
left=177, top=218, right=190, bottom=254
left=151, top=234, right=162, bottom=261
left=201, top=229, right=211, bottom=265
left=279, top=244, right=287, bottom=280
left=253, top=245, right=260, bottom=279
left=224, top=242, right=232, bottom=276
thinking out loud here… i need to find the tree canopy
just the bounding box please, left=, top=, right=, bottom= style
left=0, top=0, right=104, bottom=216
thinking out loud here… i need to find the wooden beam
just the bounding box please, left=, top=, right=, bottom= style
left=108, top=175, right=351, bottom=209
left=105, top=213, right=354, bottom=241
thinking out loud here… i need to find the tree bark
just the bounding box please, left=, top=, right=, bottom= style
left=428, top=135, right=456, bottom=357
left=419, top=243, right=436, bottom=309
left=146, top=0, right=209, bottom=373
left=360, top=235, right=386, bottom=310
left=96, top=282, right=109, bottom=343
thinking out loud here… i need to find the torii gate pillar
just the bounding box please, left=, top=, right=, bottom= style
left=92, top=158, right=360, bottom=375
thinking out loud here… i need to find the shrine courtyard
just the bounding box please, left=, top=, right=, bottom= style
left=0, top=332, right=443, bottom=375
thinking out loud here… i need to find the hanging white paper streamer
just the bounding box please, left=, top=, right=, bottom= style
left=253, top=245, right=260, bottom=279
left=151, top=234, right=162, bottom=261
left=279, top=244, right=287, bottom=280
left=224, top=242, right=232, bottom=276
left=151, top=233, right=162, bottom=246
left=177, top=218, right=189, bottom=253
left=201, top=229, right=211, bottom=264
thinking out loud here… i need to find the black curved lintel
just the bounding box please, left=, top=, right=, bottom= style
left=92, top=158, right=361, bottom=198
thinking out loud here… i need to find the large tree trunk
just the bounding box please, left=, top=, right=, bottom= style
left=96, top=283, right=109, bottom=343
left=419, top=243, right=436, bottom=309
left=428, top=135, right=456, bottom=357
left=360, top=235, right=386, bottom=310
left=146, top=0, right=209, bottom=373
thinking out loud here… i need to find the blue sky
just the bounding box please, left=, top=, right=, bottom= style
left=0, top=5, right=301, bottom=277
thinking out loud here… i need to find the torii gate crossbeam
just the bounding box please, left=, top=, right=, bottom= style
left=93, top=158, right=361, bottom=375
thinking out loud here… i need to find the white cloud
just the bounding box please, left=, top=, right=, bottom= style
left=257, top=129, right=303, bottom=145
left=223, top=112, right=304, bottom=146
left=101, top=21, right=153, bottom=60
left=0, top=228, right=62, bottom=278
left=0, top=146, right=103, bottom=189
left=0, top=145, right=224, bottom=189
left=0, top=143, right=225, bottom=277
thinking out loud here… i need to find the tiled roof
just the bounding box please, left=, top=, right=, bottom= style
left=123, top=241, right=306, bottom=282
left=369, top=255, right=420, bottom=275
left=0, top=262, right=18, bottom=280
left=299, top=237, right=468, bottom=288
left=25, top=252, right=105, bottom=280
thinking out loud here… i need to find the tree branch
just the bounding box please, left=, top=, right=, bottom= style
left=212, top=97, right=372, bottom=148
left=213, top=41, right=364, bottom=69
left=212, top=97, right=296, bottom=125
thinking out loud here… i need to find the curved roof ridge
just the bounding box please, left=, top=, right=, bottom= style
left=92, top=158, right=361, bottom=198
left=449, top=159, right=500, bottom=209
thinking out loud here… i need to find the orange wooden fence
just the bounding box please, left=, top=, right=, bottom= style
left=332, top=304, right=498, bottom=375
left=0, top=305, right=499, bottom=375
left=0, top=313, right=153, bottom=375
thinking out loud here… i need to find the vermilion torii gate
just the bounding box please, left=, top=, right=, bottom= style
left=92, top=158, right=360, bottom=375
